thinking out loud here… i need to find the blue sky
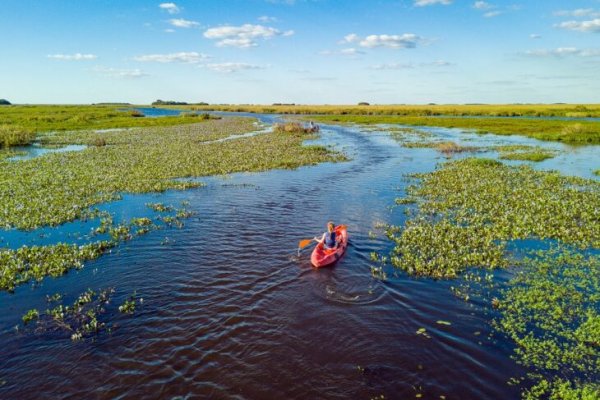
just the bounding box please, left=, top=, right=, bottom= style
left=1, top=0, right=599, bottom=104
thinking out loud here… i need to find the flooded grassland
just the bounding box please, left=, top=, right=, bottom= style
left=1, top=108, right=599, bottom=399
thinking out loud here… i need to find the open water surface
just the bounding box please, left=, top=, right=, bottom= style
left=0, top=114, right=598, bottom=399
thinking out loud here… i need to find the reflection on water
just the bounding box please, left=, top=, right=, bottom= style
left=0, top=115, right=598, bottom=399
left=7, top=143, right=87, bottom=161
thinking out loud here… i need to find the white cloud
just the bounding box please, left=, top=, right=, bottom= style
left=165, top=29, right=175, bottom=33
left=414, top=0, right=452, bottom=6
left=530, top=33, right=541, bottom=39
left=524, top=47, right=600, bottom=57
left=92, top=66, right=147, bottom=79
left=47, top=53, right=97, bottom=61
left=473, top=1, right=493, bottom=10
left=343, top=33, right=423, bottom=49
left=168, top=18, right=200, bottom=28
left=371, top=60, right=453, bottom=69
left=204, top=62, right=265, bottom=73
left=556, top=19, right=600, bottom=33
left=554, top=9, right=600, bottom=18
left=340, top=48, right=365, bottom=55
left=473, top=2, right=507, bottom=17
left=203, top=24, right=293, bottom=48
left=484, top=11, right=502, bottom=18
left=133, top=52, right=210, bottom=64
left=159, top=3, right=180, bottom=14
left=320, top=47, right=365, bottom=56
left=371, top=63, right=414, bottom=70
left=258, top=16, right=277, bottom=23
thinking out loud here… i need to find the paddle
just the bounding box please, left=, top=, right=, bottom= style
left=297, top=225, right=347, bottom=252
left=298, top=238, right=315, bottom=250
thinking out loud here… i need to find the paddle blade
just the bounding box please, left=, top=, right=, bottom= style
left=298, top=239, right=313, bottom=249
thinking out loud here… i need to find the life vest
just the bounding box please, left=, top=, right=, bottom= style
left=324, top=231, right=336, bottom=248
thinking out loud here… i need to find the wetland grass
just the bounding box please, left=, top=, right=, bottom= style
left=310, top=115, right=600, bottom=145
left=184, top=103, right=600, bottom=118
left=499, top=149, right=556, bottom=162
left=0, top=105, right=221, bottom=147
left=387, top=157, right=600, bottom=398
left=0, top=125, right=35, bottom=148
left=495, top=248, right=600, bottom=399
left=0, top=204, right=195, bottom=292
left=0, top=117, right=343, bottom=230
left=0, top=117, right=345, bottom=291
left=388, top=158, right=600, bottom=278
left=273, top=122, right=319, bottom=134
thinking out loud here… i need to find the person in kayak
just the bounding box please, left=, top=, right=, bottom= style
left=315, top=222, right=338, bottom=249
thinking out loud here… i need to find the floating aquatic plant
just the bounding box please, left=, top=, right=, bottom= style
left=388, top=158, right=600, bottom=278
left=0, top=117, right=343, bottom=230
left=494, top=248, right=600, bottom=399
left=20, top=288, right=117, bottom=341
left=311, top=114, right=600, bottom=144
left=498, top=148, right=557, bottom=162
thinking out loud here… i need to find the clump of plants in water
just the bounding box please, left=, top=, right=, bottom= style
left=0, top=241, right=115, bottom=292
left=0, top=204, right=195, bottom=292
left=495, top=145, right=557, bottom=162
left=386, top=156, right=600, bottom=398
left=273, top=122, right=319, bottom=134
left=19, top=288, right=141, bottom=341
left=388, top=158, right=600, bottom=278
left=402, top=140, right=481, bottom=156
left=311, top=114, right=600, bottom=144
left=495, top=248, right=600, bottom=399
left=0, top=117, right=343, bottom=230
left=0, top=124, right=36, bottom=148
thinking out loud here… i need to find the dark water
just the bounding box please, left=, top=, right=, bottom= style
left=1, top=116, right=598, bottom=399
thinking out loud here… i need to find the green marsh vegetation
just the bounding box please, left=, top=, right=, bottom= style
left=0, top=125, right=36, bottom=148
left=495, top=248, right=600, bottom=399
left=19, top=287, right=141, bottom=341
left=388, top=158, right=600, bottom=398
left=0, top=117, right=344, bottom=291
left=499, top=149, right=556, bottom=162
left=0, top=105, right=220, bottom=147
left=185, top=103, right=600, bottom=118
left=388, top=158, right=599, bottom=278
left=0, top=203, right=194, bottom=292
left=310, top=115, right=600, bottom=145
left=0, top=117, right=342, bottom=230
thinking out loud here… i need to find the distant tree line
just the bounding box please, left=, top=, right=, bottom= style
left=152, top=100, right=210, bottom=106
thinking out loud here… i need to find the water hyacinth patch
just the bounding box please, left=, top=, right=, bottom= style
left=0, top=241, right=115, bottom=292
left=19, top=288, right=120, bottom=341
left=498, top=148, right=557, bottom=162
left=388, top=158, right=600, bottom=278
left=494, top=248, right=600, bottom=399
left=310, top=114, right=600, bottom=144
left=0, top=117, right=344, bottom=230
left=0, top=205, right=196, bottom=292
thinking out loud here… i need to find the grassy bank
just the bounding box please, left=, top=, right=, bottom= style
left=309, top=115, right=600, bottom=145
left=0, top=105, right=216, bottom=147
left=184, top=103, right=600, bottom=118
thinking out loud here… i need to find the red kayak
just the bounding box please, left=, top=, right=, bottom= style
left=311, top=225, right=348, bottom=268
